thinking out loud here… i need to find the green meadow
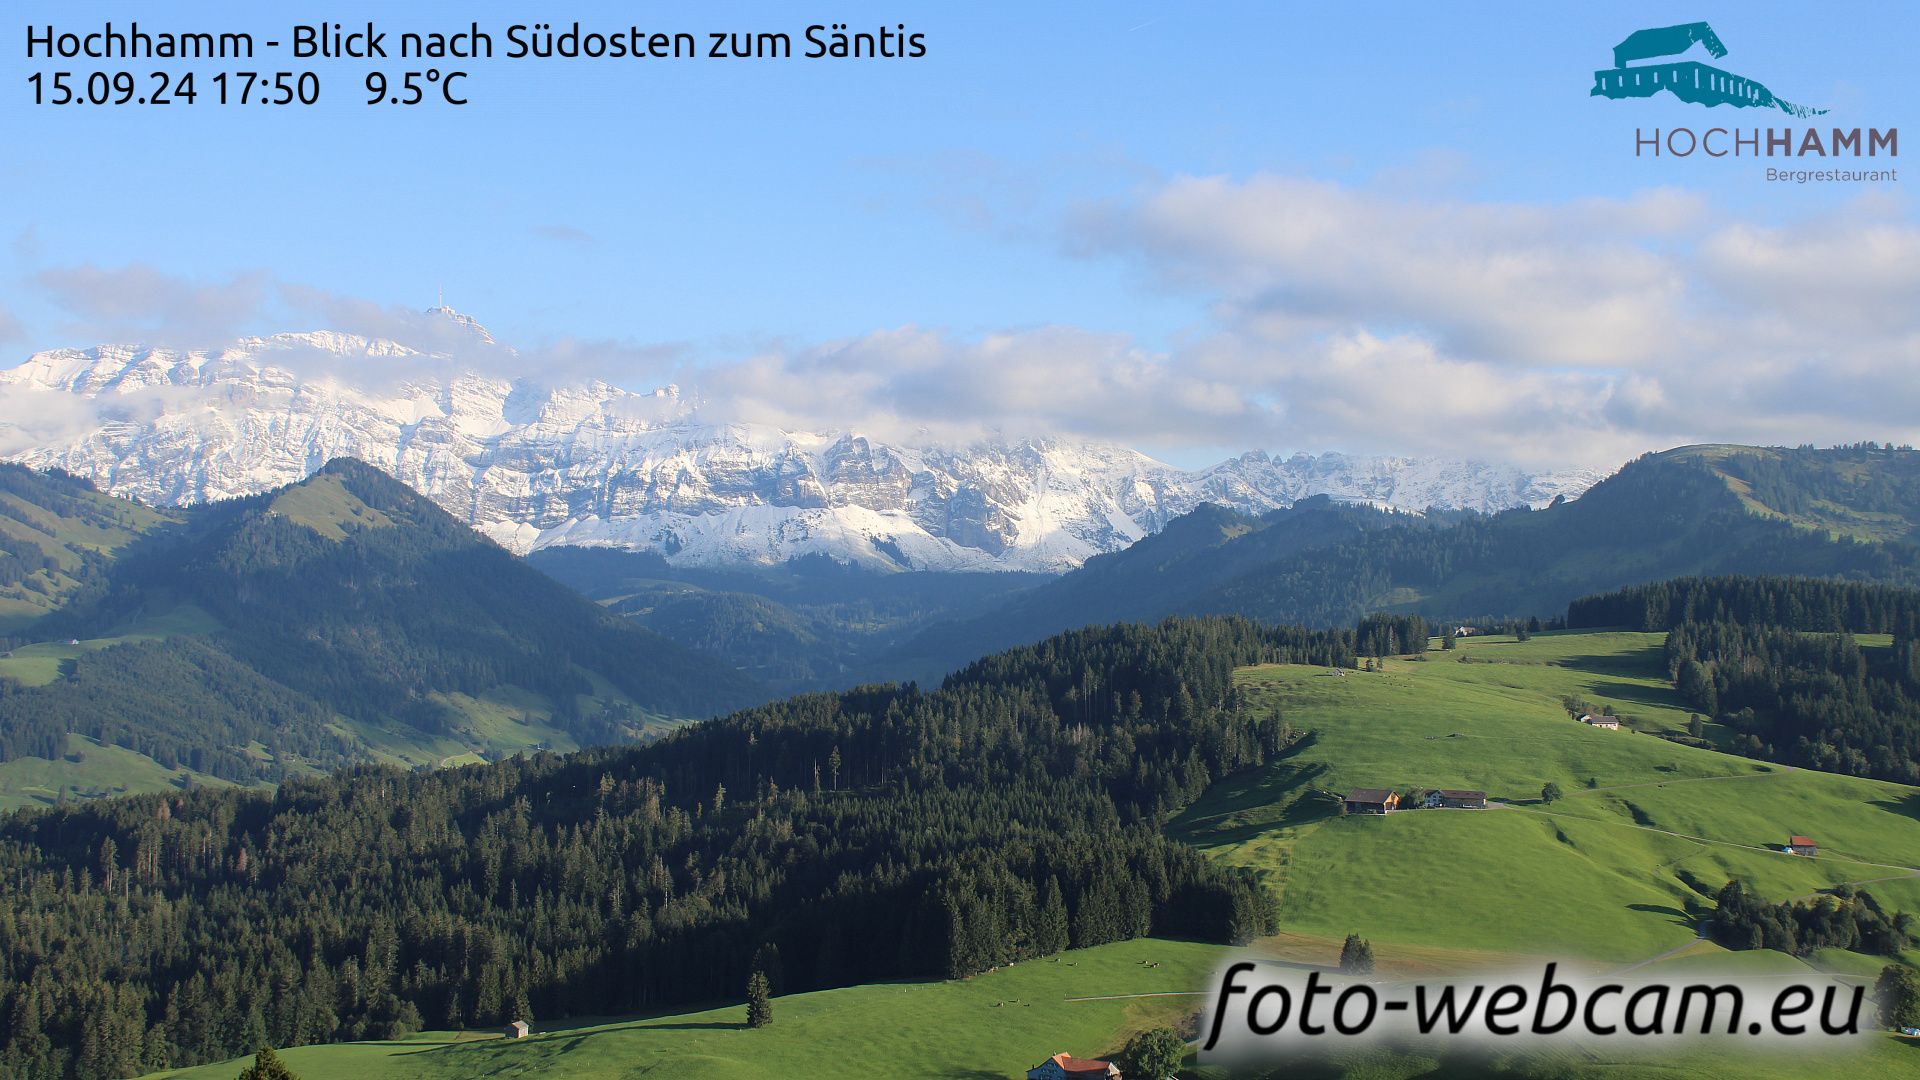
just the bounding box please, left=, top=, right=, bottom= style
left=1172, top=632, right=1920, bottom=966
left=0, top=604, right=224, bottom=687
left=0, top=733, right=254, bottom=810
left=0, top=614, right=675, bottom=807
left=1167, top=629, right=1920, bottom=1076
left=267, top=473, right=397, bottom=539
left=0, top=606, right=251, bottom=809
left=0, top=485, right=171, bottom=633
left=139, top=628, right=1920, bottom=1079
left=151, top=938, right=1220, bottom=1080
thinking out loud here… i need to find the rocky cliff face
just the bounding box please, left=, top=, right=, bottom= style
left=0, top=313, right=1602, bottom=572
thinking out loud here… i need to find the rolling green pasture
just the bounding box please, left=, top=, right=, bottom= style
left=268, top=473, right=396, bottom=539
left=1173, top=631, right=1920, bottom=968
left=0, top=733, right=249, bottom=810
left=0, top=604, right=223, bottom=687
left=0, top=605, right=246, bottom=809
left=151, top=937, right=1220, bottom=1080
left=0, top=612, right=672, bottom=803
left=134, top=629, right=1920, bottom=1079
left=0, top=486, right=170, bottom=632
left=1169, top=630, right=1920, bottom=1076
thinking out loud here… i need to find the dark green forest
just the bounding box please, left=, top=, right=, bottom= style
left=530, top=547, right=1045, bottom=693
left=1709, top=879, right=1913, bottom=957
left=0, top=616, right=1353, bottom=1078
left=1568, top=575, right=1920, bottom=635
left=1569, top=576, right=1920, bottom=782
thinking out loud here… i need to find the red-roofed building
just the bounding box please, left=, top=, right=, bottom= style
left=1027, top=1051, right=1122, bottom=1079
left=1787, top=836, right=1818, bottom=857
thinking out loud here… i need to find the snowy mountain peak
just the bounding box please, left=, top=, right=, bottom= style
left=0, top=327, right=1606, bottom=573
left=426, top=304, right=496, bottom=345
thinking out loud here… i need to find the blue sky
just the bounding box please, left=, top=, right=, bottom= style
left=3, top=1, right=1916, bottom=467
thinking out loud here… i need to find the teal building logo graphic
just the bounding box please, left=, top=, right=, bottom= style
left=1591, top=21, right=1826, bottom=118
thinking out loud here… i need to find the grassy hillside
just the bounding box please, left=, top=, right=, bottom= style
left=1171, top=630, right=1920, bottom=969
left=1664, top=442, right=1920, bottom=544
left=0, top=461, right=764, bottom=808
left=61, top=625, right=1920, bottom=1080
left=1157, top=628, right=1920, bottom=1077
left=142, top=936, right=1920, bottom=1080
left=0, top=464, right=174, bottom=633
left=0, top=732, right=253, bottom=808
left=148, top=937, right=1215, bottom=1080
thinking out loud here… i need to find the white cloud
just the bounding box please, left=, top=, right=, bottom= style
left=1072, top=175, right=1706, bottom=370
left=1061, top=175, right=1920, bottom=467
left=34, top=264, right=273, bottom=348
left=697, top=325, right=1274, bottom=448
left=9, top=177, right=1919, bottom=472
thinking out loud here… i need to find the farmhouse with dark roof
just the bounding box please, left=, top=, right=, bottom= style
left=1343, top=788, right=1400, bottom=815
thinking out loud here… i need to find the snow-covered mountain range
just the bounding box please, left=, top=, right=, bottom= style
left=0, top=312, right=1605, bottom=572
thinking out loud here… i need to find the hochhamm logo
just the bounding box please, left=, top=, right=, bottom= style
left=1590, top=21, right=1825, bottom=117
left=1588, top=20, right=1896, bottom=177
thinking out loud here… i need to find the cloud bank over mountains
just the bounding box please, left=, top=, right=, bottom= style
left=6, top=174, right=1917, bottom=471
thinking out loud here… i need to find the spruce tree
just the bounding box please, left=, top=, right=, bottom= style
left=237, top=1046, right=300, bottom=1080
left=746, top=970, right=773, bottom=1029
left=1338, top=934, right=1375, bottom=974
left=1037, top=877, right=1071, bottom=955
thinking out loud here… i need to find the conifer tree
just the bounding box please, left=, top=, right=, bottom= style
left=1037, top=877, right=1070, bottom=955
left=746, top=970, right=773, bottom=1029
left=1338, top=934, right=1375, bottom=974
left=237, top=1046, right=300, bottom=1080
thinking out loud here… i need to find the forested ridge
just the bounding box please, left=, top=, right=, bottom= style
left=1570, top=576, right=1920, bottom=782
left=897, top=445, right=1920, bottom=677
left=1191, top=447, right=1920, bottom=624
left=530, top=547, right=1045, bottom=694
left=1568, top=575, right=1920, bottom=635
left=0, top=616, right=1350, bottom=1079
left=0, top=460, right=764, bottom=784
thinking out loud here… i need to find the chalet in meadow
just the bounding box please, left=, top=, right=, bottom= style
left=1425, top=789, right=1488, bottom=809
left=1787, top=836, right=1819, bottom=857
left=1344, top=788, right=1400, bottom=815
left=1579, top=713, right=1622, bottom=730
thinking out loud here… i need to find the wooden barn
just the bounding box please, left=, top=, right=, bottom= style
left=1787, top=836, right=1818, bottom=857
left=1343, top=788, right=1400, bottom=815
